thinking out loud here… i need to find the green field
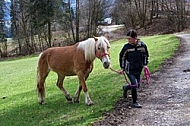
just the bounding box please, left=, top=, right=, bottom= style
left=0, top=34, right=179, bottom=126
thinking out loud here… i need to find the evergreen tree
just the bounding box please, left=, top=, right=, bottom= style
left=0, top=0, right=6, bottom=41
left=0, top=0, right=7, bottom=57
left=31, top=0, right=56, bottom=47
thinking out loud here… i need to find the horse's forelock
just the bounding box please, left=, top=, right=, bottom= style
left=98, top=36, right=110, bottom=51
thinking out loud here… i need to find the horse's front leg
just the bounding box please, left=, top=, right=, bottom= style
left=73, top=80, right=91, bottom=104
left=56, top=75, right=72, bottom=103
left=73, top=84, right=82, bottom=103
left=75, top=71, right=93, bottom=106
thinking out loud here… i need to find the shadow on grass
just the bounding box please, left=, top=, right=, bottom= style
left=0, top=70, right=123, bottom=126
left=0, top=90, right=100, bottom=126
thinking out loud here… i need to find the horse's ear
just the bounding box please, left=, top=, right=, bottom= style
left=93, top=36, right=98, bottom=41
left=103, top=33, right=110, bottom=40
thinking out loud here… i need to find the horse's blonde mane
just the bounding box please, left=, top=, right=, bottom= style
left=77, top=36, right=110, bottom=62
left=77, top=38, right=96, bottom=62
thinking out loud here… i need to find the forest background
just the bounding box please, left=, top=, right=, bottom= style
left=0, top=0, right=190, bottom=58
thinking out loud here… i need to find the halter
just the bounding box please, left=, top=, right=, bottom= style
left=95, top=51, right=110, bottom=59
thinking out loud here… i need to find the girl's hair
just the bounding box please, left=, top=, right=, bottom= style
left=126, top=29, right=137, bottom=38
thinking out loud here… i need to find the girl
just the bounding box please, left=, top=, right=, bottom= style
left=119, top=29, right=149, bottom=108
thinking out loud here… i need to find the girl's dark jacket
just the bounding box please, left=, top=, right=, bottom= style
left=119, top=40, right=149, bottom=75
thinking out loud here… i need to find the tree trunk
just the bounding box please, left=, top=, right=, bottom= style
left=69, top=0, right=75, bottom=42
left=76, top=0, right=79, bottom=42
left=47, top=21, right=52, bottom=47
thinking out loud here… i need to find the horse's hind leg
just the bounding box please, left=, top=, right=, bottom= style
left=37, top=63, right=49, bottom=105
left=56, top=75, right=72, bottom=103
left=37, top=78, right=46, bottom=105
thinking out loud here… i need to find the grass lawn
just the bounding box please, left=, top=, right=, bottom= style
left=0, top=34, right=179, bottom=126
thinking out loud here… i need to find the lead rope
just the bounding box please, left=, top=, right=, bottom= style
left=110, top=66, right=150, bottom=87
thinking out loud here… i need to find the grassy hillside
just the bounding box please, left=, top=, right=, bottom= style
left=0, top=34, right=179, bottom=126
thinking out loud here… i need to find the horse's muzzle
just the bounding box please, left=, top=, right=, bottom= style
left=103, top=61, right=110, bottom=69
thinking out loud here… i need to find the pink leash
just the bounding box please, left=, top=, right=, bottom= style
left=110, top=66, right=151, bottom=87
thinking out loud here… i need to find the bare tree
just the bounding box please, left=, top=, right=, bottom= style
left=149, top=0, right=159, bottom=24
left=159, top=0, right=187, bottom=32
left=75, top=0, right=79, bottom=42
left=134, top=0, right=148, bottom=27
left=11, top=0, right=21, bottom=55
left=113, top=0, right=188, bottom=32
left=79, top=0, right=111, bottom=38
left=175, top=0, right=186, bottom=31
left=113, top=0, right=138, bottom=28
left=68, top=0, right=76, bottom=42
left=11, top=0, right=34, bottom=55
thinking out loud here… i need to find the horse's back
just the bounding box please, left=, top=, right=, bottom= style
left=38, top=44, right=86, bottom=76
left=45, top=44, right=78, bottom=55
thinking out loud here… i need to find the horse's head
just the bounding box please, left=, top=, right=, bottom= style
left=94, top=36, right=111, bottom=69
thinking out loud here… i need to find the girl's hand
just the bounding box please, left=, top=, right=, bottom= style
left=119, top=69, right=124, bottom=74
left=144, top=66, right=148, bottom=69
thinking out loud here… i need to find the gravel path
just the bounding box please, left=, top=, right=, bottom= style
left=93, top=34, right=190, bottom=126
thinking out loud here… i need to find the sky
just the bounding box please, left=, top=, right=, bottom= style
left=5, top=0, right=11, bottom=2
left=4, top=0, right=11, bottom=21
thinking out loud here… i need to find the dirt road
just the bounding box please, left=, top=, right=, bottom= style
left=93, top=34, right=190, bottom=126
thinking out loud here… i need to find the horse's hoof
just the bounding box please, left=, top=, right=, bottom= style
left=65, top=96, right=72, bottom=101
left=67, top=100, right=73, bottom=104
left=39, top=101, right=46, bottom=105
left=87, top=102, right=94, bottom=106
left=74, top=100, right=79, bottom=103
left=73, top=97, right=79, bottom=103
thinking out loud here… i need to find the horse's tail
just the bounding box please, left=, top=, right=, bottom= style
left=36, top=53, right=43, bottom=85
left=36, top=52, right=47, bottom=104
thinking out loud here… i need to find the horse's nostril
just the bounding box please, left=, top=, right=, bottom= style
left=103, top=62, right=110, bottom=68
left=103, top=62, right=107, bottom=66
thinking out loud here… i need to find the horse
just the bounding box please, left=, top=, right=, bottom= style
left=36, top=36, right=111, bottom=106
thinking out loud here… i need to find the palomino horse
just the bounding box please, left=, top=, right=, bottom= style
left=36, top=36, right=110, bottom=105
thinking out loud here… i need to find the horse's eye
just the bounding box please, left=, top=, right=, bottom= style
left=98, top=47, right=101, bottom=50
